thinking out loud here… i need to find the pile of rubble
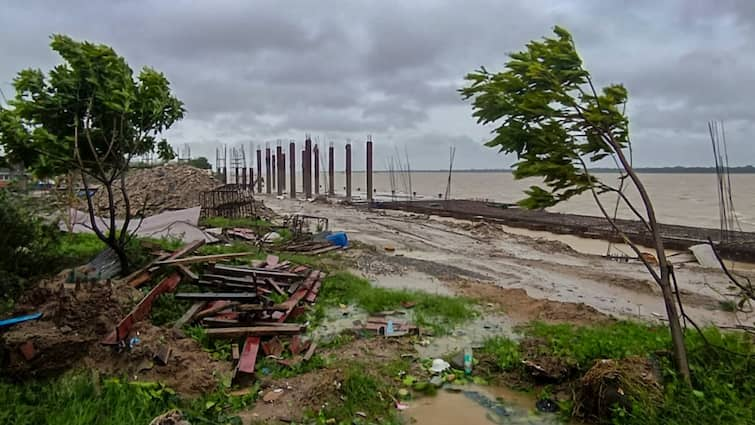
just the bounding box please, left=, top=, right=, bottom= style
left=108, top=242, right=325, bottom=382
left=90, top=164, right=221, bottom=217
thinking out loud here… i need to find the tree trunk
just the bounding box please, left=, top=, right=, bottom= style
left=659, top=267, right=691, bottom=382
left=113, top=243, right=130, bottom=275
left=608, top=134, right=692, bottom=384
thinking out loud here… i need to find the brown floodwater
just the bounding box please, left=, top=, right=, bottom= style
left=404, top=385, right=560, bottom=425
left=327, top=172, right=755, bottom=232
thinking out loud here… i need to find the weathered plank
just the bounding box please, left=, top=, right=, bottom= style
left=205, top=325, right=304, bottom=338
left=237, top=336, right=260, bottom=374
left=172, top=302, right=205, bottom=330
left=174, top=292, right=258, bottom=301
left=155, top=252, right=253, bottom=266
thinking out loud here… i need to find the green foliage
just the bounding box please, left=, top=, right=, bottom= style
left=615, top=328, right=754, bottom=425
left=199, top=216, right=274, bottom=230
left=0, top=34, right=184, bottom=273
left=481, top=336, right=521, bottom=371
left=460, top=26, right=629, bottom=209
left=0, top=190, right=61, bottom=280
left=185, top=325, right=233, bottom=361
left=0, top=34, right=184, bottom=178
left=320, top=271, right=475, bottom=334
left=186, top=156, right=212, bottom=170
left=480, top=322, right=754, bottom=425
left=256, top=355, right=326, bottom=379
left=526, top=321, right=671, bottom=369
left=56, top=233, right=107, bottom=264
left=320, top=364, right=399, bottom=423
left=0, top=372, right=249, bottom=425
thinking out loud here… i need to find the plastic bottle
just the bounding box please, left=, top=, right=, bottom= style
left=464, top=346, right=473, bottom=375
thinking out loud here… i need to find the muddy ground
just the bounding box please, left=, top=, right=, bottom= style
left=264, top=196, right=754, bottom=328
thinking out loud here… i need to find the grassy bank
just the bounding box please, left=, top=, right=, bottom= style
left=0, top=372, right=254, bottom=425
left=480, top=321, right=754, bottom=424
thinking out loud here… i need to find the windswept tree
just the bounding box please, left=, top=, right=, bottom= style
left=0, top=35, right=184, bottom=273
left=460, top=26, right=691, bottom=383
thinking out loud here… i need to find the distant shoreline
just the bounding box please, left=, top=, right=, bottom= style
left=368, top=166, right=755, bottom=174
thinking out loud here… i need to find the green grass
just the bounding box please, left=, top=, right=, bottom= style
left=318, top=363, right=401, bottom=424
left=185, top=325, right=233, bottom=361
left=199, top=216, right=274, bottom=230
left=57, top=233, right=107, bottom=265
left=525, top=321, right=671, bottom=368
left=319, top=271, right=475, bottom=334
left=480, top=322, right=754, bottom=425
left=256, top=355, right=327, bottom=379
left=0, top=372, right=253, bottom=425
left=481, top=336, right=521, bottom=371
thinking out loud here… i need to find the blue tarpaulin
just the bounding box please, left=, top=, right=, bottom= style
left=0, top=312, right=43, bottom=328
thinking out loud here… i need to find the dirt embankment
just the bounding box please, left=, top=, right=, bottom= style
left=1, top=279, right=228, bottom=395
left=88, top=164, right=221, bottom=218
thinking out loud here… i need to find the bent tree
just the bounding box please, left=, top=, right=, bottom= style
left=0, top=35, right=184, bottom=273
left=460, top=26, right=691, bottom=383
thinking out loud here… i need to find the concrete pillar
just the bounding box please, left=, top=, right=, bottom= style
left=265, top=147, right=271, bottom=194
left=235, top=167, right=239, bottom=186
left=281, top=152, right=286, bottom=191
left=345, top=143, right=352, bottom=200
left=276, top=145, right=283, bottom=196
left=314, top=145, right=320, bottom=195
left=289, top=142, right=296, bottom=199
left=328, top=144, right=335, bottom=196
left=366, top=139, right=373, bottom=201
left=271, top=154, right=276, bottom=190
left=301, top=149, right=306, bottom=194
left=242, top=167, right=247, bottom=189
left=304, top=138, right=312, bottom=199
left=256, top=149, right=262, bottom=193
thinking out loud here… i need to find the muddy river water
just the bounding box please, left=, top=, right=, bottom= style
left=405, top=385, right=559, bottom=425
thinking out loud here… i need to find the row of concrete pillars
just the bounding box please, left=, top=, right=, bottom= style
left=220, top=137, right=374, bottom=201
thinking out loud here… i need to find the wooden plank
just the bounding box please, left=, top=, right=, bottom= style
left=237, top=303, right=288, bottom=312
left=212, top=265, right=300, bottom=279
left=237, top=336, right=260, bottom=374
left=129, top=271, right=153, bottom=288
left=307, top=245, right=342, bottom=255
left=198, top=279, right=259, bottom=291
left=269, top=280, right=285, bottom=296
left=176, top=265, right=198, bottom=282
left=303, top=342, right=317, bottom=361
left=231, top=344, right=240, bottom=360
left=175, top=292, right=258, bottom=301
left=172, top=302, right=205, bottom=330
left=202, top=317, right=241, bottom=327
left=155, top=252, right=253, bottom=266
left=206, top=325, right=304, bottom=338
left=202, top=273, right=256, bottom=285
left=195, top=301, right=238, bottom=320
left=102, top=272, right=182, bottom=345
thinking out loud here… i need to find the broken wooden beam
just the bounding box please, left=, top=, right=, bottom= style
left=102, top=272, right=182, bottom=345
left=205, top=324, right=305, bottom=338
left=172, top=302, right=205, bottom=330
left=237, top=336, right=260, bottom=374
left=176, top=265, right=199, bottom=282
left=211, top=265, right=301, bottom=279
left=174, top=292, right=258, bottom=301
left=195, top=301, right=240, bottom=320
left=155, top=252, right=253, bottom=266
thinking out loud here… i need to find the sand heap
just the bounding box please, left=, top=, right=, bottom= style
left=90, top=164, right=221, bottom=218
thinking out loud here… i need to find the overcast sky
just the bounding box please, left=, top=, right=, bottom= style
left=2, top=0, right=754, bottom=170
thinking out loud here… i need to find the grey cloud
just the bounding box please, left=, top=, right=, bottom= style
left=2, top=0, right=755, bottom=168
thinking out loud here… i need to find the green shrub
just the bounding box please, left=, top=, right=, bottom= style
left=482, top=336, right=521, bottom=370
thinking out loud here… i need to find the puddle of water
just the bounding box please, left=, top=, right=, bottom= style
left=415, top=311, right=517, bottom=359
left=404, top=385, right=558, bottom=425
